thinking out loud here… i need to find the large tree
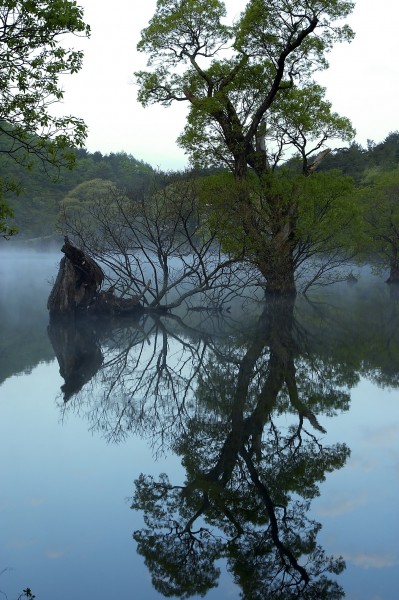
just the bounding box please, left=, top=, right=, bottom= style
left=135, top=0, right=355, bottom=294
left=0, top=0, right=90, bottom=237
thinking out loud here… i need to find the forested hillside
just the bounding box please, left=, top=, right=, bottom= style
left=319, top=131, right=399, bottom=181
left=0, top=145, right=155, bottom=242
left=1, top=132, right=399, bottom=278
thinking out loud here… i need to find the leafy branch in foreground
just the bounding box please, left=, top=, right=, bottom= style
left=0, top=0, right=90, bottom=236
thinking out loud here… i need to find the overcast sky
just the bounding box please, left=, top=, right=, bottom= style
left=56, top=0, right=399, bottom=170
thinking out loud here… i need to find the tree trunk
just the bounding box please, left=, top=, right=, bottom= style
left=257, top=219, right=297, bottom=296
left=262, top=253, right=297, bottom=296
left=48, top=238, right=144, bottom=317
left=386, top=264, right=399, bottom=284
left=235, top=171, right=298, bottom=296
left=48, top=237, right=104, bottom=315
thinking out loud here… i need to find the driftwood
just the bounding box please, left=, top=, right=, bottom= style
left=48, top=237, right=144, bottom=317
left=305, top=148, right=331, bottom=175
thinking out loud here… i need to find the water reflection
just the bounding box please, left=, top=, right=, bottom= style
left=47, top=319, right=103, bottom=400
left=130, top=298, right=349, bottom=599
left=46, top=287, right=399, bottom=598
left=0, top=251, right=56, bottom=383
left=1, top=252, right=398, bottom=599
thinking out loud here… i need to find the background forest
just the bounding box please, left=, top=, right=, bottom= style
left=1, top=131, right=399, bottom=271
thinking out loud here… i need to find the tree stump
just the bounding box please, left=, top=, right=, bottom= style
left=48, top=237, right=104, bottom=316
left=48, top=237, right=145, bottom=317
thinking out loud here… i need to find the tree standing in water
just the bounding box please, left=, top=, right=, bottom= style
left=135, top=0, right=356, bottom=294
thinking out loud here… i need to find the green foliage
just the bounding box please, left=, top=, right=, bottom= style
left=136, top=0, right=357, bottom=293
left=136, top=0, right=354, bottom=175
left=295, top=170, right=361, bottom=250
left=61, top=178, right=117, bottom=212
left=235, top=0, right=354, bottom=60
left=357, top=167, right=399, bottom=273
left=0, top=0, right=90, bottom=236
left=319, top=142, right=370, bottom=182
left=370, top=131, right=399, bottom=169
left=0, top=201, right=16, bottom=238
left=137, top=0, right=230, bottom=65
left=320, top=131, right=399, bottom=183
left=0, top=178, right=19, bottom=237
left=197, top=169, right=360, bottom=271
left=0, top=0, right=90, bottom=160
left=0, top=148, right=155, bottom=240
left=196, top=171, right=245, bottom=252
left=267, top=85, right=354, bottom=166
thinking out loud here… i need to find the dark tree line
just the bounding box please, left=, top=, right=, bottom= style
left=2, top=129, right=399, bottom=242
left=319, top=132, right=399, bottom=182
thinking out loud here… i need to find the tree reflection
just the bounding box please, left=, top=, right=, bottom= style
left=48, top=289, right=399, bottom=598
left=48, top=318, right=103, bottom=401
left=129, top=298, right=348, bottom=598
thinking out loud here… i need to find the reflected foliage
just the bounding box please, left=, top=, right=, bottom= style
left=130, top=299, right=348, bottom=598
left=47, top=285, right=399, bottom=598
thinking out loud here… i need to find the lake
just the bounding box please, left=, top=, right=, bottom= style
left=0, top=250, right=398, bottom=600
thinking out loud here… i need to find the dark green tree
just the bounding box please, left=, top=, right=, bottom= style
left=370, top=132, right=399, bottom=169
left=0, top=0, right=90, bottom=236
left=359, top=167, right=399, bottom=283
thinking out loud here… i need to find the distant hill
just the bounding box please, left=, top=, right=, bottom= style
left=319, top=131, right=399, bottom=182
left=1, top=132, right=399, bottom=244
left=0, top=144, right=155, bottom=241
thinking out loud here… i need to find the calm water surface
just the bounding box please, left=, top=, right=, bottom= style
left=0, top=251, right=398, bottom=600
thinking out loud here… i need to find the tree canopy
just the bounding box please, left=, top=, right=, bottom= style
left=136, top=0, right=354, bottom=178
left=135, top=0, right=356, bottom=295
left=0, top=0, right=90, bottom=237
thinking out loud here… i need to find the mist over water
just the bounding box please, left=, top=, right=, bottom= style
left=0, top=246, right=395, bottom=383
left=1, top=251, right=398, bottom=600
left=0, top=249, right=60, bottom=383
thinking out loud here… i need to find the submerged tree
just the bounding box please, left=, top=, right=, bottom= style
left=135, top=0, right=356, bottom=294
left=60, top=173, right=254, bottom=310
left=0, top=0, right=90, bottom=237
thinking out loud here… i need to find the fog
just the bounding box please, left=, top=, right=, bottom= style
left=0, top=247, right=394, bottom=362
left=0, top=249, right=60, bottom=384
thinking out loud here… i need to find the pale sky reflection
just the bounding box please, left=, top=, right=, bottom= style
left=316, top=492, right=368, bottom=517
left=345, top=552, right=399, bottom=570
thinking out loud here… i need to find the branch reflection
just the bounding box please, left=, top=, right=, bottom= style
left=130, top=298, right=349, bottom=599
left=48, top=293, right=378, bottom=598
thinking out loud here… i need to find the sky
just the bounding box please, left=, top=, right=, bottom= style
left=55, top=0, right=399, bottom=170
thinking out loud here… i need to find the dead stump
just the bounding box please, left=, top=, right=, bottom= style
left=48, top=238, right=144, bottom=317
